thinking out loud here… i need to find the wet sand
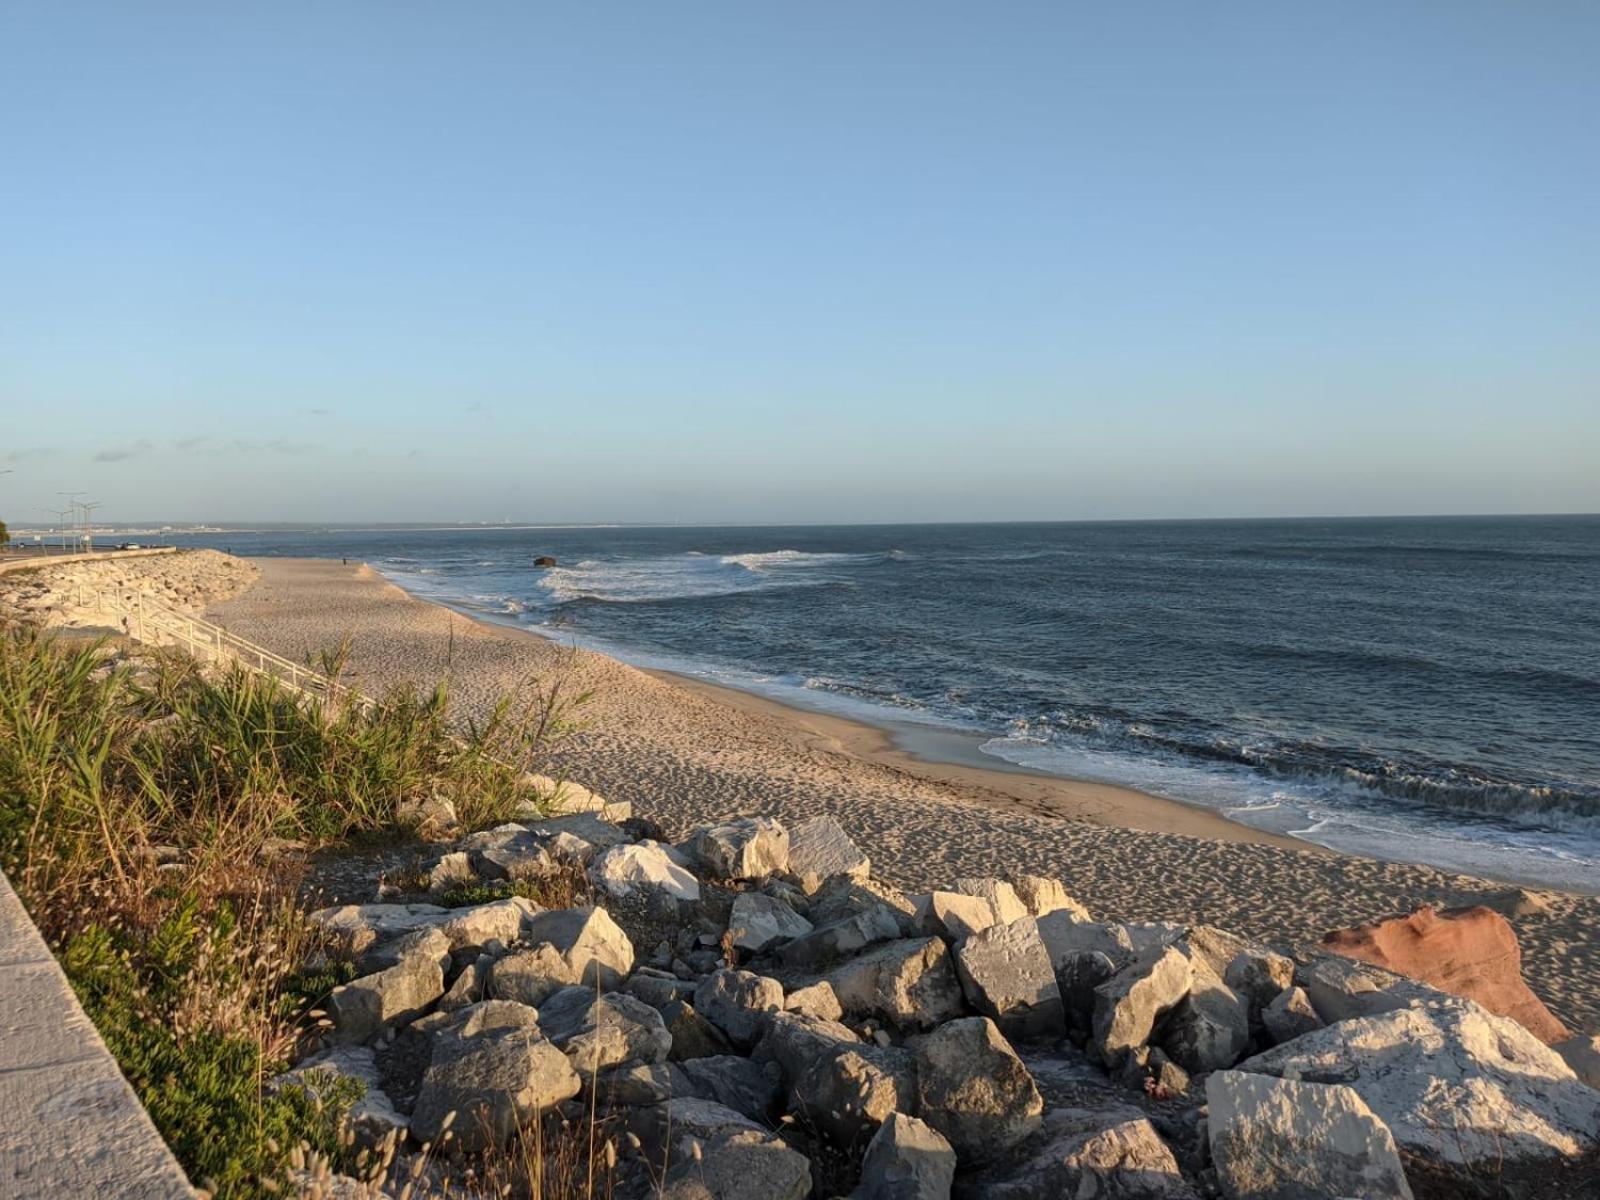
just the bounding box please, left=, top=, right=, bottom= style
left=208, top=556, right=1600, bottom=1033
left=652, top=669, right=1314, bottom=846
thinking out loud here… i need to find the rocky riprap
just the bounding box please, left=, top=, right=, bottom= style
left=284, top=803, right=1600, bottom=1199
left=0, top=549, right=258, bottom=625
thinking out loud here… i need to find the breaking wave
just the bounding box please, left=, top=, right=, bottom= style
left=536, top=549, right=897, bottom=604
left=980, top=711, right=1600, bottom=835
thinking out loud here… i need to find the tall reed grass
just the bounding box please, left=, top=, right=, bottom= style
left=0, top=620, right=587, bottom=1197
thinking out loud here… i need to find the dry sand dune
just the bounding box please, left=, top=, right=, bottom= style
left=209, top=556, right=1600, bottom=1033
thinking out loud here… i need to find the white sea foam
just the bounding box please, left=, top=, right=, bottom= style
left=801, top=675, right=929, bottom=711
left=534, top=549, right=889, bottom=605
left=977, top=733, right=1600, bottom=893
left=721, top=549, right=869, bottom=571
left=469, top=593, right=525, bottom=615
left=536, top=557, right=776, bottom=604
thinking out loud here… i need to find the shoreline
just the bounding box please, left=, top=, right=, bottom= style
left=327, top=559, right=1586, bottom=884
left=373, top=563, right=1318, bottom=849
left=382, top=565, right=1309, bottom=848
left=366, top=569, right=1600, bottom=893
left=373, top=568, right=1324, bottom=850
left=648, top=666, right=1315, bottom=850
left=203, top=555, right=1599, bottom=1033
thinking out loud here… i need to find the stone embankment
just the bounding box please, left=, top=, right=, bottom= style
left=284, top=793, right=1600, bottom=1199
left=0, top=549, right=258, bottom=627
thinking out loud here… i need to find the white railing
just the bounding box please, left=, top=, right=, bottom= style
left=74, top=584, right=376, bottom=714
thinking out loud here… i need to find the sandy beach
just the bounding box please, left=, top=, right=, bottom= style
left=208, top=556, right=1600, bottom=1034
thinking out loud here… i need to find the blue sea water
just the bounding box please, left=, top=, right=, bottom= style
left=170, top=517, right=1600, bottom=891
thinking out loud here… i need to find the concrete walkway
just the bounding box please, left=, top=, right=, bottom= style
left=0, top=870, right=193, bottom=1197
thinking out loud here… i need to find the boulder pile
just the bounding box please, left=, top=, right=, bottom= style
left=285, top=807, right=1600, bottom=1199
left=0, top=549, right=258, bottom=625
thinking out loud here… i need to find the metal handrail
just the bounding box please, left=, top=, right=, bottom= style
left=73, top=584, right=376, bottom=714
left=65, top=585, right=605, bottom=816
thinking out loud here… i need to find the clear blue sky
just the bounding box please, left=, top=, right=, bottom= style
left=2, top=3, right=1596, bottom=524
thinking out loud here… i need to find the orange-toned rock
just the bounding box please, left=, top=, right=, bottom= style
left=1321, top=905, right=1570, bottom=1045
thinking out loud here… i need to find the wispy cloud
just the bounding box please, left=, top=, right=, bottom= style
left=229, top=439, right=314, bottom=455
left=298, top=406, right=332, bottom=417
left=168, top=437, right=317, bottom=456
left=93, top=439, right=155, bottom=463
left=1, top=446, right=57, bottom=464
left=88, top=437, right=314, bottom=462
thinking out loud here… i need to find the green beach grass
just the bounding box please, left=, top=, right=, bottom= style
left=0, top=621, right=582, bottom=1196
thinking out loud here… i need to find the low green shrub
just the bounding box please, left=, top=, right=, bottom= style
left=433, top=864, right=589, bottom=911
left=62, top=909, right=356, bottom=1196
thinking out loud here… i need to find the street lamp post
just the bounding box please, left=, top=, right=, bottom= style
left=57, top=491, right=85, bottom=554
left=81, top=501, right=102, bottom=553
left=49, top=508, right=73, bottom=554
left=0, top=469, right=11, bottom=555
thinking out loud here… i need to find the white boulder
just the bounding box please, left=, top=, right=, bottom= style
left=974, top=1106, right=1195, bottom=1199
left=519, top=774, right=628, bottom=820
left=686, top=816, right=790, bottom=880
left=787, top=815, right=870, bottom=891
left=589, top=840, right=700, bottom=902
left=852, top=1112, right=956, bottom=1200
left=953, top=916, right=1065, bottom=1040
left=1262, top=985, right=1323, bottom=1045
left=1233, top=998, right=1600, bottom=1174
left=728, top=891, right=814, bottom=954
left=915, top=891, right=999, bottom=941
left=695, top=968, right=785, bottom=1048
left=826, top=938, right=966, bottom=1031
left=952, top=878, right=1030, bottom=925
left=1091, top=944, right=1191, bottom=1066
left=489, top=906, right=633, bottom=1005
left=1009, top=875, right=1091, bottom=922
left=914, top=1017, right=1042, bottom=1163
left=1206, top=1070, right=1412, bottom=1200
left=309, top=902, right=450, bottom=956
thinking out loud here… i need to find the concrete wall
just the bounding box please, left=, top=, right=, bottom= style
left=0, top=870, right=194, bottom=1197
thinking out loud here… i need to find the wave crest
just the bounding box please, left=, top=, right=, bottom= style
left=721, top=549, right=885, bottom=572
left=1000, top=711, right=1600, bottom=834
left=537, top=549, right=893, bottom=604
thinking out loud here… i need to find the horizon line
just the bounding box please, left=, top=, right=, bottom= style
left=12, top=510, right=1599, bottom=534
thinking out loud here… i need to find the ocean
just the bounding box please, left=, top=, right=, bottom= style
left=169, top=516, right=1600, bottom=891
